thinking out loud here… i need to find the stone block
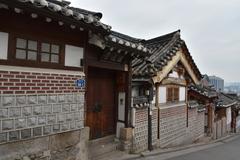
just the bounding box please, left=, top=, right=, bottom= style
left=2, top=119, right=14, bottom=131
left=38, top=95, right=47, bottom=104
left=66, top=94, right=74, bottom=103
left=49, top=130, right=80, bottom=151
left=15, top=118, right=26, bottom=129
left=0, top=109, right=8, bottom=118
left=52, top=104, right=61, bottom=113
left=120, top=128, right=133, bottom=141
left=2, top=96, right=15, bottom=107
left=21, top=129, right=32, bottom=139
left=28, top=95, right=38, bottom=105
left=74, top=112, right=80, bottom=121
left=27, top=117, right=37, bottom=126
left=78, top=104, right=84, bottom=110
left=43, top=125, right=52, bottom=135
left=61, top=123, right=69, bottom=131
left=16, top=95, right=26, bottom=106
left=70, top=104, right=78, bottom=112
left=38, top=115, right=46, bottom=125
left=76, top=121, right=84, bottom=129
left=33, top=106, right=42, bottom=115
left=70, top=121, right=76, bottom=130
left=75, top=93, right=84, bottom=103
left=33, top=127, right=42, bottom=137
left=43, top=105, right=52, bottom=114
left=58, top=94, right=65, bottom=103
left=0, top=132, right=7, bottom=143
left=57, top=113, right=66, bottom=123
left=66, top=113, right=74, bottom=121
left=47, top=115, right=56, bottom=124
left=9, top=130, right=20, bottom=141
left=62, top=104, right=70, bottom=112
left=48, top=95, right=57, bottom=103
left=53, top=124, right=60, bottom=132
left=22, top=106, right=32, bottom=116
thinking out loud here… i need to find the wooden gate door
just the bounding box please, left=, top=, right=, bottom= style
left=86, top=68, right=116, bottom=139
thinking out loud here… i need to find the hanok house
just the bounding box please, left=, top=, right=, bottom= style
left=128, top=30, right=204, bottom=152
left=0, top=0, right=150, bottom=160
left=214, top=93, right=237, bottom=139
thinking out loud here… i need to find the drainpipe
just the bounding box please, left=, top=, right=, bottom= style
left=147, top=84, right=154, bottom=151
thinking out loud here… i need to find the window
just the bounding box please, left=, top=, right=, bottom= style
left=167, top=86, right=179, bottom=102
left=14, top=37, right=61, bottom=64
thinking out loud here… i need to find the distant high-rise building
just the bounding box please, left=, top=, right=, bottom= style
left=208, top=75, right=224, bottom=92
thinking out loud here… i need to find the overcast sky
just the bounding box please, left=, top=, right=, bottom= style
left=70, top=0, right=240, bottom=82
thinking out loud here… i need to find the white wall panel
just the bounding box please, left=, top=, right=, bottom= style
left=159, top=86, right=166, bottom=104
left=0, top=32, right=9, bottom=60
left=65, top=45, right=83, bottom=67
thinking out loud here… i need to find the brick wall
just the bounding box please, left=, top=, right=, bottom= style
left=0, top=67, right=85, bottom=144
left=188, top=108, right=205, bottom=141
left=159, top=105, right=186, bottom=148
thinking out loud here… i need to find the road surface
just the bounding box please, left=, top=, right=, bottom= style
left=141, top=135, right=240, bottom=160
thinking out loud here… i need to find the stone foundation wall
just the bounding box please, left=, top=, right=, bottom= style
left=0, top=67, right=87, bottom=160
left=159, top=105, right=186, bottom=148
left=0, top=128, right=89, bottom=160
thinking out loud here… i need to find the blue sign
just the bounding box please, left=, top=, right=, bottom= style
left=76, top=79, right=85, bottom=88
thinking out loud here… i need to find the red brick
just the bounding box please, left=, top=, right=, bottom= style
left=32, top=79, right=41, bottom=83
left=51, top=73, right=59, bottom=76
left=26, top=90, right=36, bottom=94
left=32, top=87, right=40, bottom=90
left=10, top=71, right=20, bottom=74
left=0, top=78, right=8, bottom=82
left=21, top=87, right=30, bottom=90
left=42, top=80, right=50, bottom=83
left=55, top=84, right=62, bottom=87
left=15, top=91, right=25, bottom=94
left=3, top=91, right=14, bottom=94
left=16, top=75, right=26, bottom=78
left=42, top=73, right=50, bottom=76
left=26, top=83, right=36, bottom=86
left=27, top=75, right=36, bottom=79
left=31, top=72, right=41, bottom=75
left=3, top=83, right=14, bottom=86
left=9, top=79, right=20, bottom=82
left=21, top=72, right=31, bottom=75
left=47, top=84, right=54, bottom=86
left=15, top=83, right=25, bottom=86
left=47, top=90, right=54, bottom=93
left=0, top=87, right=8, bottom=90
left=3, top=74, right=14, bottom=78
left=47, top=76, right=55, bottom=80
left=56, top=77, right=63, bottom=80
left=10, top=87, right=20, bottom=90
left=42, top=87, right=50, bottom=90
left=37, top=90, right=46, bottom=94
left=0, top=71, right=8, bottom=74
left=37, top=76, right=46, bottom=79
left=21, top=79, right=31, bottom=82
left=37, top=83, right=45, bottom=86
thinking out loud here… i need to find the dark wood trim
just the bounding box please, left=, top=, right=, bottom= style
left=125, top=63, right=132, bottom=127
left=87, top=59, right=126, bottom=71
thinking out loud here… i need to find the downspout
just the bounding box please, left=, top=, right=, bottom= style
left=147, top=80, right=154, bottom=151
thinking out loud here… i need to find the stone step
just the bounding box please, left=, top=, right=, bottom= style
left=89, top=135, right=119, bottom=160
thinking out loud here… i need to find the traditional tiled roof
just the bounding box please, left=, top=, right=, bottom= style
left=216, top=93, right=237, bottom=108
left=132, top=30, right=202, bottom=80
left=1, top=0, right=111, bottom=33
left=105, top=31, right=151, bottom=54
left=188, top=84, right=218, bottom=98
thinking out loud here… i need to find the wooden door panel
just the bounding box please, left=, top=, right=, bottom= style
left=86, top=68, right=116, bottom=139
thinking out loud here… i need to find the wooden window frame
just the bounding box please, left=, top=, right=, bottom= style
left=166, top=85, right=179, bottom=103
left=8, top=33, right=65, bottom=68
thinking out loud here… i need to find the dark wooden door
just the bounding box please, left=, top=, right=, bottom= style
left=86, top=67, right=116, bottom=139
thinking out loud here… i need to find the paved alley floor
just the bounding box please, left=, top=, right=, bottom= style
left=140, top=135, right=240, bottom=160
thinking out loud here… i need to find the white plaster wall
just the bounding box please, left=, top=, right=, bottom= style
left=116, top=122, right=125, bottom=138
left=65, top=45, right=83, bottom=67
left=168, top=71, right=178, bottom=78
left=159, top=86, right=166, bottom=104
left=118, top=92, right=126, bottom=121
left=132, top=86, right=139, bottom=97
left=179, top=87, right=186, bottom=101
left=0, top=32, right=8, bottom=60
left=226, top=107, right=232, bottom=125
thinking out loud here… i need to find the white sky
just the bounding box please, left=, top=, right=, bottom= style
left=70, top=0, right=240, bottom=82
